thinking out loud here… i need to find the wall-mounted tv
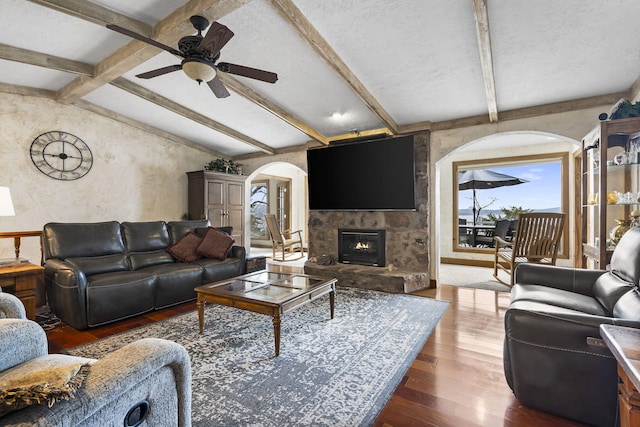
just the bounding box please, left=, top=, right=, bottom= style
left=307, top=135, right=416, bottom=211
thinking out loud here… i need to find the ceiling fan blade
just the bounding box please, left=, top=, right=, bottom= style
left=207, top=75, right=230, bottom=98
left=217, top=62, right=278, bottom=84
left=197, top=22, right=235, bottom=57
left=136, top=64, right=183, bottom=79
left=107, top=24, right=185, bottom=58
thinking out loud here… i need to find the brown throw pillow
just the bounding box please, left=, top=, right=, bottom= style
left=166, top=232, right=202, bottom=262
left=196, top=227, right=235, bottom=260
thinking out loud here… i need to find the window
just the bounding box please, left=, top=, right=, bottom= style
left=250, top=181, right=268, bottom=239
left=453, top=152, right=569, bottom=256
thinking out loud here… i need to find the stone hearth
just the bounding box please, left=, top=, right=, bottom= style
left=304, top=262, right=429, bottom=293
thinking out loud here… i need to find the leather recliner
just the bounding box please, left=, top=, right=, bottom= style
left=504, top=227, right=640, bottom=427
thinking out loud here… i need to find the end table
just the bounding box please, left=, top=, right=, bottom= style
left=0, top=262, right=43, bottom=320
left=600, top=324, right=640, bottom=427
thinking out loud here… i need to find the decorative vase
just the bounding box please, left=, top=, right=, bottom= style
left=610, top=219, right=632, bottom=245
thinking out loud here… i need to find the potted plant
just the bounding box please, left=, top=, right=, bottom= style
left=204, top=158, right=242, bottom=174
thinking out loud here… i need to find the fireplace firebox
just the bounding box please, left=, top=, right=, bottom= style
left=338, top=228, right=386, bottom=267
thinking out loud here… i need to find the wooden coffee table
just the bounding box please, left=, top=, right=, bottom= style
left=195, top=272, right=336, bottom=356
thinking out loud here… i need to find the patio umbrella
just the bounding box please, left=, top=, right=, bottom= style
left=458, top=169, right=528, bottom=225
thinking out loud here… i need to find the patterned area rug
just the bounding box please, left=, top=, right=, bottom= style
left=66, top=287, right=449, bottom=426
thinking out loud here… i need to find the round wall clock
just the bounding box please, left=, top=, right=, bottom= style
left=30, top=131, right=93, bottom=180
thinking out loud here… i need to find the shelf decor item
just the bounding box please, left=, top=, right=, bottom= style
left=610, top=219, right=632, bottom=245
left=204, top=158, right=242, bottom=175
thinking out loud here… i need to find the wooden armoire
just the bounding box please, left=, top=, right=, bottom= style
left=187, top=170, right=246, bottom=246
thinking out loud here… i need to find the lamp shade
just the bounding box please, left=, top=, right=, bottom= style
left=182, top=58, right=216, bottom=83
left=0, top=187, right=15, bottom=216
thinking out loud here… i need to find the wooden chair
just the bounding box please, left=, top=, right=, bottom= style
left=264, top=214, right=304, bottom=261
left=493, top=213, right=566, bottom=286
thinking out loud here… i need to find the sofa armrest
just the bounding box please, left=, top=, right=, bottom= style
left=0, top=292, right=27, bottom=319
left=514, top=263, right=606, bottom=296
left=43, top=258, right=89, bottom=330
left=0, top=319, right=48, bottom=372
left=2, top=338, right=192, bottom=426
left=230, top=245, right=246, bottom=263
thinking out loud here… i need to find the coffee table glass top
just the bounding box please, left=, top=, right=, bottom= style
left=198, top=272, right=329, bottom=303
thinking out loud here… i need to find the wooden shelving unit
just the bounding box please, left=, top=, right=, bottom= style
left=582, top=117, right=640, bottom=268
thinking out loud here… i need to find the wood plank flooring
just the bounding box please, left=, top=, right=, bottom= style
left=43, top=268, right=586, bottom=426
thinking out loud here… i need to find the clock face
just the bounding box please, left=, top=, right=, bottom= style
left=30, top=131, right=93, bottom=180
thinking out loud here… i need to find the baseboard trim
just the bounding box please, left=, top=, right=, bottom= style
left=440, top=258, right=493, bottom=269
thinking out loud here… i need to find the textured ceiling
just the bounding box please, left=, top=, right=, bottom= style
left=1, top=0, right=639, bottom=158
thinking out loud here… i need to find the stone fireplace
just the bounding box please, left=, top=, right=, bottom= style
left=338, top=228, right=386, bottom=267
left=304, top=131, right=431, bottom=293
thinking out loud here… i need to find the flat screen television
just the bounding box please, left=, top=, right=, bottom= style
left=307, top=135, right=416, bottom=210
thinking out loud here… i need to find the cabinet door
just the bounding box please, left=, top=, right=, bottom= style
left=227, top=181, right=244, bottom=245
left=206, top=180, right=225, bottom=227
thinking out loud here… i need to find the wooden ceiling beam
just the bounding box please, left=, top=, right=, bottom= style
left=111, top=78, right=275, bottom=154
left=25, top=0, right=152, bottom=36
left=471, top=0, right=498, bottom=123
left=269, top=0, right=399, bottom=134
left=0, top=44, right=93, bottom=76
left=218, top=74, right=329, bottom=145
left=432, top=92, right=627, bottom=131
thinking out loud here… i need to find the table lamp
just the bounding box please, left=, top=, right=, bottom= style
left=0, top=187, right=15, bottom=217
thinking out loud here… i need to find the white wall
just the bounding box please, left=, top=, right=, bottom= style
left=0, top=92, right=216, bottom=262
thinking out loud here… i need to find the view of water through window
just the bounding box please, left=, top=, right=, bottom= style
left=458, top=162, right=561, bottom=225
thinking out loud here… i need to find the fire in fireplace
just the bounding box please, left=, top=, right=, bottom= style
left=338, top=228, right=386, bottom=267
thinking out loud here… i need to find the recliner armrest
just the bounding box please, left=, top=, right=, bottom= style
left=514, top=263, right=605, bottom=296
left=0, top=319, right=48, bottom=372
left=2, top=338, right=192, bottom=426
left=0, top=292, right=27, bottom=319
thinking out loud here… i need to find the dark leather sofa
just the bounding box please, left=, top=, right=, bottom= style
left=42, top=220, right=245, bottom=330
left=504, top=227, right=640, bottom=427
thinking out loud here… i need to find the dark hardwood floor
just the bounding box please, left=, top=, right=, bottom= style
left=44, top=266, right=585, bottom=426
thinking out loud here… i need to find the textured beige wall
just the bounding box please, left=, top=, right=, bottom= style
left=0, top=93, right=214, bottom=262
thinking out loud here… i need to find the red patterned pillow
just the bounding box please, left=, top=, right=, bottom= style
left=166, top=232, right=202, bottom=263
left=196, top=227, right=235, bottom=260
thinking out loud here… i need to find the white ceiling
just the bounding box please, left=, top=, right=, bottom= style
left=1, top=0, right=639, bottom=158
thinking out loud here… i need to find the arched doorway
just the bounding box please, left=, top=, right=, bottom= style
left=434, top=131, right=581, bottom=284
left=244, top=162, right=308, bottom=252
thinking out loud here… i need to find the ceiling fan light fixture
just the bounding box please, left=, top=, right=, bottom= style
left=182, top=58, right=216, bottom=83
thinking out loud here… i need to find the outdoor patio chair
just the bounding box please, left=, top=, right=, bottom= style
left=475, top=219, right=513, bottom=248
left=493, top=213, right=566, bottom=286
left=458, top=218, right=472, bottom=246
left=265, top=214, right=304, bottom=261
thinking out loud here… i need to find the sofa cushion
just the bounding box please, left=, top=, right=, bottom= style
left=196, top=227, right=235, bottom=260
left=167, top=220, right=209, bottom=244
left=85, top=271, right=156, bottom=327
left=138, top=263, right=203, bottom=308
left=66, top=254, right=129, bottom=276
left=166, top=232, right=202, bottom=263
left=44, top=221, right=125, bottom=260
left=592, top=273, right=635, bottom=316
left=195, top=226, right=232, bottom=237
left=129, top=250, right=175, bottom=271
left=195, top=257, right=244, bottom=283
left=121, top=221, right=171, bottom=252
left=610, top=227, right=640, bottom=286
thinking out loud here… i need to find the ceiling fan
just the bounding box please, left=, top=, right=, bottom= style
left=106, top=15, right=278, bottom=98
